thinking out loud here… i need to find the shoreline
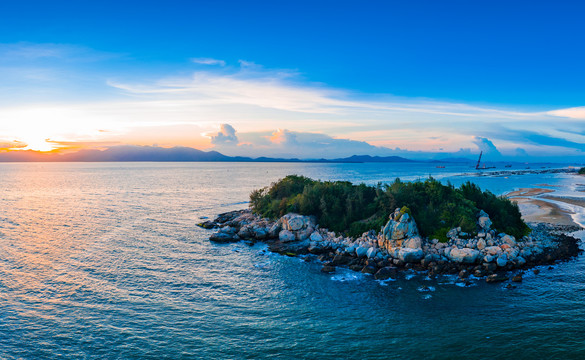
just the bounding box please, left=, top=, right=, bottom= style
left=201, top=208, right=582, bottom=285
left=507, top=188, right=585, bottom=228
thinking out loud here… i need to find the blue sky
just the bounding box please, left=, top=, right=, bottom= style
left=0, top=0, right=584, bottom=160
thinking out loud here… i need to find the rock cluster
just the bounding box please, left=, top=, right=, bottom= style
left=201, top=207, right=581, bottom=282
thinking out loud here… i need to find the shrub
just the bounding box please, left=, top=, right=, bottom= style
left=250, top=175, right=529, bottom=239
left=579, top=167, right=585, bottom=175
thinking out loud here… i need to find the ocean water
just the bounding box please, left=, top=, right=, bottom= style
left=0, top=162, right=584, bottom=359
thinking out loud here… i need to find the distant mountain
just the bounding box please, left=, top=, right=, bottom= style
left=331, top=155, right=418, bottom=163
left=60, top=146, right=233, bottom=162
left=0, top=146, right=420, bottom=163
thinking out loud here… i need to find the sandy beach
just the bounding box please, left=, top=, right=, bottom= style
left=507, top=188, right=584, bottom=228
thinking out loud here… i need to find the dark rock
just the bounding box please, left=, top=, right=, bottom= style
left=331, top=254, right=352, bottom=266
left=197, top=220, right=217, bottom=229
left=209, top=232, right=238, bottom=243
left=374, top=266, right=398, bottom=280
left=349, top=264, right=363, bottom=272
left=361, top=265, right=378, bottom=275
left=321, top=264, right=336, bottom=273
left=483, top=263, right=497, bottom=273
left=458, top=270, right=469, bottom=279
left=505, top=283, right=517, bottom=289
left=214, top=210, right=247, bottom=224
left=533, top=269, right=540, bottom=275
left=512, top=274, right=523, bottom=282
left=486, top=273, right=509, bottom=283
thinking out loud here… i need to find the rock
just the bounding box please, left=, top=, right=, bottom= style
left=374, top=266, right=398, bottom=280
left=505, top=283, right=517, bottom=289
left=355, top=246, right=368, bottom=258
left=484, top=254, right=495, bottom=263
left=486, top=246, right=502, bottom=256
left=295, top=227, right=314, bottom=241
left=476, top=238, right=486, bottom=250
left=309, top=231, right=323, bottom=242
left=237, top=226, right=252, bottom=239
left=361, top=265, right=378, bottom=275
left=486, top=273, right=509, bottom=283
left=478, top=212, right=492, bottom=230
left=349, top=264, right=363, bottom=272
left=197, top=220, right=217, bottom=229
left=287, top=216, right=304, bottom=231
left=321, top=264, right=336, bottom=273
left=496, top=254, right=508, bottom=267
left=512, top=274, right=523, bottom=282
left=483, top=262, right=497, bottom=273
left=210, top=232, right=238, bottom=243
left=403, top=236, right=422, bottom=249
left=366, top=247, right=378, bottom=259
left=331, top=254, right=351, bottom=266
left=398, top=248, right=424, bottom=263
left=446, top=228, right=458, bottom=239
left=268, top=222, right=282, bottom=237
left=502, top=235, right=517, bottom=246
left=254, top=227, right=269, bottom=240
left=279, top=230, right=296, bottom=242
left=449, top=248, right=480, bottom=264
left=381, top=209, right=419, bottom=241
left=533, top=269, right=540, bottom=275
left=515, top=256, right=526, bottom=267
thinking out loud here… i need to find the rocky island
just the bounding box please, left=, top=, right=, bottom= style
left=199, top=176, right=581, bottom=284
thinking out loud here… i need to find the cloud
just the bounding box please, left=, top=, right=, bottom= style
left=472, top=136, right=501, bottom=157
left=270, top=129, right=298, bottom=145
left=0, top=42, right=119, bottom=63
left=0, top=140, right=27, bottom=150
left=210, top=124, right=239, bottom=145
left=191, top=57, right=226, bottom=66
left=1, top=44, right=584, bottom=159
left=547, top=106, right=585, bottom=120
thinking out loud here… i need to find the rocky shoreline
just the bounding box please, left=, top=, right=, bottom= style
left=199, top=208, right=582, bottom=284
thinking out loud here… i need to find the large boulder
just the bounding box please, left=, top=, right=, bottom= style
left=382, top=208, right=419, bottom=241
left=277, top=214, right=317, bottom=241
left=210, top=232, right=238, bottom=243
left=501, top=235, right=517, bottom=246
left=309, top=231, right=323, bottom=242
left=449, top=248, right=480, bottom=264
left=478, top=210, right=492, bottom=230
left=280, top=213, right=316, bottom=231
left=279, top=230, right=296, bottom=242
left=398, top=248, right=424, bottom=263
left=403, top=236, right=422, bottom=249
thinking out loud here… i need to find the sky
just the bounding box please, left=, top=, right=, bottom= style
left=0, top=0, right=584, bottom=161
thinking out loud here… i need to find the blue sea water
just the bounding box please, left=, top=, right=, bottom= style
left=0, top=162, right=584, bottom=359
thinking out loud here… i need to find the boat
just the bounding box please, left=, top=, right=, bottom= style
left=436, top=165, right=445, bottom=168
left=475, top=151, right=496, bottom=170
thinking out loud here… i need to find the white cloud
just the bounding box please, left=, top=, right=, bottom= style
left=210, top=123, right=238, bottom=145
left=547, top=106, right=585, bottom=120
left=1, top=44, right=584, bottom=159
left=191, top=57, right=226, bottom=66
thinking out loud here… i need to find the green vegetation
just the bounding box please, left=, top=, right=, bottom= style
left=250, top=175, right=530, bottom=239
left=579, top=167, right=585, bottom=175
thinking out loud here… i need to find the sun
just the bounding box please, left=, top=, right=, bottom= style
left=22, top=137, right=57, bottom=152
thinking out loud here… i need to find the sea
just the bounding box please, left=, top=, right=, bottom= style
left=1, top=162, right=584, bottom=359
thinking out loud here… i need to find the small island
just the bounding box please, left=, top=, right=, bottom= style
left=200, top=176, right=581, bottom=284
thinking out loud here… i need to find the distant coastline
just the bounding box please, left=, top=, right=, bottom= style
left=1, top=145, right=584, bottom=166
